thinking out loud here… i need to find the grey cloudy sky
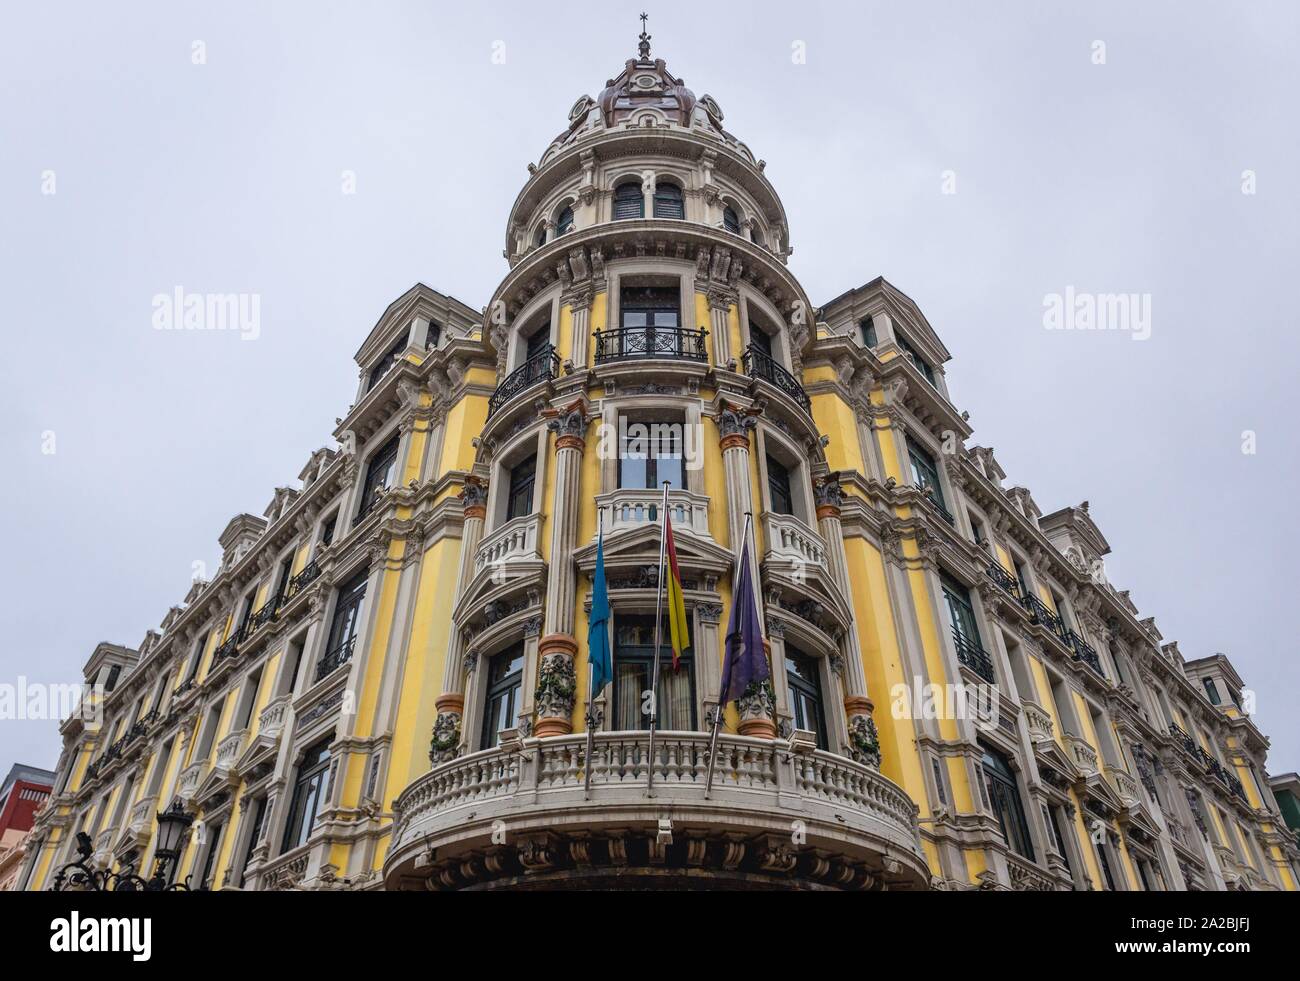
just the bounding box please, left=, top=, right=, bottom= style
left=2, top=1, right=1296, bottom=777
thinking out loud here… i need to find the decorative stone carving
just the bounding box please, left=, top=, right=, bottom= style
left=737, top=678, right=776, bottom=738
left=695, top=602, right=722, bottom=624
left=429, top=711, right=462, bottom=764
left=848, top=714, right=881, bottom=769
left=534, top=652, right=577, bottom=724
left=717, top=402, right=758, bottom=448
left=814, top=471, right=844, bottom=519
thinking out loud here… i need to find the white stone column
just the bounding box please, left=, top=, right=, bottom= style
left=813, top=473, right=879, bottom=767
left=717, top=401, right=758, bottom=553
left=430, top=478, right=488, bottom=762
left=534, top=402, right=589, bottom=737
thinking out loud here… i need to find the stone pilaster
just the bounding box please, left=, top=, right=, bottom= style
left=705, top=287, right=736, bottom=367
left=814, top=472, right=878, bottom=766
left=563, top=276, right=594, bottom=370
left=430, top=477, right=488, bottom=762
left=535, top=401, right=589, bottom=737
left=717, top=400, right=759, bottom=553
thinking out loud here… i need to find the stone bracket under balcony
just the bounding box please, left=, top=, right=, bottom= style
left=384, top=731, right=929, bottom=891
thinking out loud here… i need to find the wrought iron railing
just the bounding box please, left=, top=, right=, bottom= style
left=247, top=598, right=279, bottom=633
left=986, top=562, right=1025, bottom=602
left=488, top=344, right=559, bottom=416
left=315, top=635, right=358, bottom=682
left=592, top=326, right=707, bottom=363
left=214, top=632, right=241, bottom=663
left=284, top=560, right=320, bottom=600
left=1066, top=629, right=1103, bottom=676
left=952, top=630, right=995, bottom=683
left=742, top=344, right=810, bottom=410
left=1023, top=594, right=1069, bottom=643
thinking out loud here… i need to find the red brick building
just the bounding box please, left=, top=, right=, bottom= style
left=0, top=764, right=55, bottom=890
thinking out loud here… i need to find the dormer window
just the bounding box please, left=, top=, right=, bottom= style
left=613, top=181, right=644, bottom=220
left=1203, top=678, right=1222, bottom=705
left=367, top=335, right=408, bottom=392
left=358, top=435, right=400, bottom=519
left=723, top=206, right=741, bottom=235
left=896, top=332, right=936, bottom=387
left=653, top=182, right=684, bottom=220
left=861, top=315, right=877, bottom=348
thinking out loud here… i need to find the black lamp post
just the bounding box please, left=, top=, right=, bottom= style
left=51, top=800, right=195, bottom=892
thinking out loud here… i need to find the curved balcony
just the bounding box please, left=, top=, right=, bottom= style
left=384, top=730, right=929, bottom=891
left=488, top=345, right=559, bottom=418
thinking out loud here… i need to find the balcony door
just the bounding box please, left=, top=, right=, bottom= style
left=481, top=644, right=525, bottom=749
left=785, top=647, right=827, bottom=749
left=613, top=615, right=695, bottom=731
left=619, top=286, right=680, bottom=358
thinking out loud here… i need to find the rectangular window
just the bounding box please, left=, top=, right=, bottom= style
left=766, top=454, right=794, bottom=516
left=525, top=324, right=551, bottom=362
left=906, top=439, right=947, bottom=511
left=358, top=436, right=400, bottom=518
left=785, top=648, right=827, bottom=749
left=860, top=316, right=877, bottom=348
left=319, top=513, right=338, bottom=547
left=282, top=739, right=332, bottom=853
left=618, top=286, right=681, bottom=358
left=618, top=421, right=683, bottom=490
left=613, top=616, right=695, bottom=731
left=185, top=633, right=208, bottom=683
left=980, top=744, right=1034, bottom=860
left=199, top=821, right=224, bottom=889
left=367, top=334, right=408, bottom=391
left=505, top=454, right=537, bottom=521
left=318, top=569, right=368, bottom=681
left=896, top=332, right=936, bottom=386
left=481, top=645, right=525, bottom=749
left=749, top=325, right=774, bottom=359
left=1203, top=678, right=1221, bottom=705
left=104, top=664, right=122, bottom=692
left=239, top=797, right=267, bottom=887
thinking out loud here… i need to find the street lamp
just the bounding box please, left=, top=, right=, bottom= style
left=148, top=800, right=195, bottom=889
left=51, top=800, right=195, bottom=892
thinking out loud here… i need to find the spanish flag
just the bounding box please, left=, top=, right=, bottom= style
left=664, top=511, right=690, bottom=670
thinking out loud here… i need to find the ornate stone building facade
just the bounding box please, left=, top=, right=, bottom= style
left=21, top=31, right=1299, bottom=892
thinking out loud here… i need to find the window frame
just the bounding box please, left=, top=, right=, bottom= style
left=281, top=738, right=333, bottom=854
left=480, top=644, right=525, bottom=749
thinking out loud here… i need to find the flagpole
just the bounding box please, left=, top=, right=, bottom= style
left=705, top=510, right=752, bottom=799
left=584, top=509, right=604, bottom=800
left=645, top=481, right=671, bottom=797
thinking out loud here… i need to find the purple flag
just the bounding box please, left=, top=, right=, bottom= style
left=720, top=538, right=769, bottom=705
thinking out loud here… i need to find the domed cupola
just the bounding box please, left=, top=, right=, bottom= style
left=550, top=19, right=728, bottom=153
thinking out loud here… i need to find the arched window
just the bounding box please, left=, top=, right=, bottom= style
left=653, top=182, right=684, bottom=219
left=613, top=181, right=644, bottom=220
left=723, top=205, right=741, bottom=235
left=534, top=224, right=547, bottom=247
left=556, top=205, right=575, bottom=236
left=750, top=225, right=765, bottom=248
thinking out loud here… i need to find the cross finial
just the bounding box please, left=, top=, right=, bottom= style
left=638, top=12, right=652, bottom=60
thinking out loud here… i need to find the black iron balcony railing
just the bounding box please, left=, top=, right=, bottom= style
left=214, top=632, right=241, bottom=663
left=952, top=630, right=996, bottom=683
left=1066, top=630, right=1104, bottom=676
left=284, top=560, right=320, bottom=600
left=1168, top=723, right=1199, bottom=756
left=488, top=344, right=560, bottom=416
left=986, top=562, right=1026, bottom=603
left=1023, top=593, right=1069, bottom=644
left=247, top=598, right=279, bottom=633
left=315, top=635, right=358, bottom=683
left=593, top=326, right=708, bottom=363
left=742, top=344, right=811, bottom=411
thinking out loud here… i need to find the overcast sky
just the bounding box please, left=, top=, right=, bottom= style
left=1, top=1, right=1296, bottom=780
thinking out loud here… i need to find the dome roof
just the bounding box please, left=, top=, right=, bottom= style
left=548, top=23, right=729, bottom=153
